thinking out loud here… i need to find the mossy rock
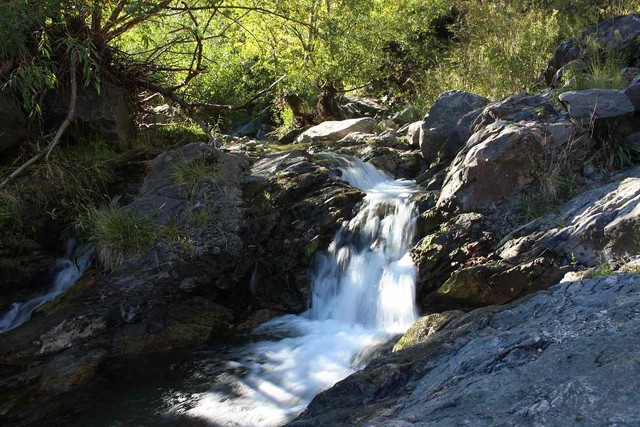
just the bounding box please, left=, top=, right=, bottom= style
left=393, top=310, right=464, bottom=352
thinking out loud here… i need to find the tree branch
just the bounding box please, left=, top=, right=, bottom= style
left=0, top=53, right=79, bottom=189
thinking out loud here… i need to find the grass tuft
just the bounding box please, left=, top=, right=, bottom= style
left=88, top=208, right=158, bottom=271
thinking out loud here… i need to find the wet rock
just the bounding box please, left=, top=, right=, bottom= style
left=392, top=310, right=463, bottom=352
left=420, top=90, right=489, bottom=163
left=0, top=239, right=52, bottom=309
left=292, top=274, right=640, bottom=427
left=0, top=145, right=365, bottom=424
left=295, top=118, right=379, bottom=144
left=559, top=89, right=635, bottom=123
left=411, top=213, right=495, bottom=309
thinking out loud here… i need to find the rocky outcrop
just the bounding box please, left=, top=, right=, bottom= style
left=291, top=274, right=640, bottom=427
left=0, top=144, right=364, bottom=425
left=419, top=90, right=489, bottom=164
left=544, top=13, right=640, bottom=85
left=498, top=166, right=640, bottom=267
left=559, top=89, right=636, bottom=123
left=295, top=118, right=379, bottom=144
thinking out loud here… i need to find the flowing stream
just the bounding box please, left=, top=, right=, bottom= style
left=165, top=154, right=419, bottom=426
left=0, top=242, right=93, bottom=333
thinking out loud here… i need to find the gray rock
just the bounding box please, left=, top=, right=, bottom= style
left=544, top=13, right=640, bottom=85
left=552, top=59, right=587, bottom=87
left=438, top=122, right=542, bottom=212
left=391, top=107, right=421, bottom=125
left=472, top=93, right=557, bottom=130
left=499, top=167, right=640, bottom=266
left=46, top=84, right=133, bottom=147
left=294, top=118, right=379, bottom=144
left=405, top=121, right=422, bottom=148
left=625, top=82, right=640, bottom=111
left=292, top=274, right=640, bottom=427
left=0, top=93, right=27, bottom=154
left=420, top=91, right=489, bottom=163
left=559, top=89, right=635, bottom=123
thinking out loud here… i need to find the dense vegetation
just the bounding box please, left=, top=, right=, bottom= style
left=0, top=0, right=639, bottom=257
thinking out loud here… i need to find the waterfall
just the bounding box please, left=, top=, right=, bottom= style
left=0, top=242, right=93, bottom=333
left=169, top=154, right=419, bottom=426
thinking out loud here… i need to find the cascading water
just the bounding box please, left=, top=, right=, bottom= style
left=0, top=242, right=93, bottom=333
left=168, top=154, right=419, bottom=426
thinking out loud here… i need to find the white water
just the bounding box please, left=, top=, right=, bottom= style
left=171, top=154, right=418, bottom=426
left=0, top=243, right=93, bottom=333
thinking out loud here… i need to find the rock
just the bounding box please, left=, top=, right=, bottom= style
left=391, top=107, right=421, bottom=125
left=552, top=59, right=587, bottom=87
left=621, top=67, right=640, bottom=84
left=412, top=213, right=495, bottom=309
left=392, top=310, right=463, bottom=352
left=625, top=82, right=640, bottom=111
left=278, top=125, right=312, bottom=145
left=498, top=167, right=640, bottom=267
left=294, top=118, right=379, bottom=144
left=0, top=239, right=52, bottom=309
left=544, top=13, right=640, bottom=85
left=141, top=104, right=176, bottom=125
left=232, top=106, right=273, bottom=138
left=0, top=145, right=366, bottom=424
left=559, top=89, right=635, bottom=123
left=0, top=94, right=28, bottom=154
left=436, top=258, right=568, bottom=309
left=420, top=91, right=489, bottom=163
left=438, top=122, right=544, bottom=212
left=472, top=93, right=557, bottom=130
left=292, top=274, right=640, bottom=427
left=338, top=96, right=387, bottom=119
left=46, top=84, right=133, bottom=147
left=379, top=119, right=398, bottom=132
left=405, top=121, right=422, bottom=148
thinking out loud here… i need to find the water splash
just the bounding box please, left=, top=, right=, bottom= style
left=170, top=154, right=419, bottom=426
left=0, top=242, right=93, bottom=333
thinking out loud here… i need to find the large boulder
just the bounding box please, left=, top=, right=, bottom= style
left=295, top=118, right=378, bottom=144
left=559, top=89, right=636, bottom=124
left=0, top=94, right=28, bottom=154
left=544, top=13, right=640, bottom=85
left=419, top=91, right=489, bottom=164
left=292, top=274, right=640, bottom=427
left=46, top=84, right=133, bottom=147
left=437, top=122, right=544, bottom=212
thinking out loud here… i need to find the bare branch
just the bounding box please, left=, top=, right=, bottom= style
left=0, top=53, right=79, bottom=189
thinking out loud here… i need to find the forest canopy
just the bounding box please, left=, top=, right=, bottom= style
left=2, top=0, right=638, bottom=129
